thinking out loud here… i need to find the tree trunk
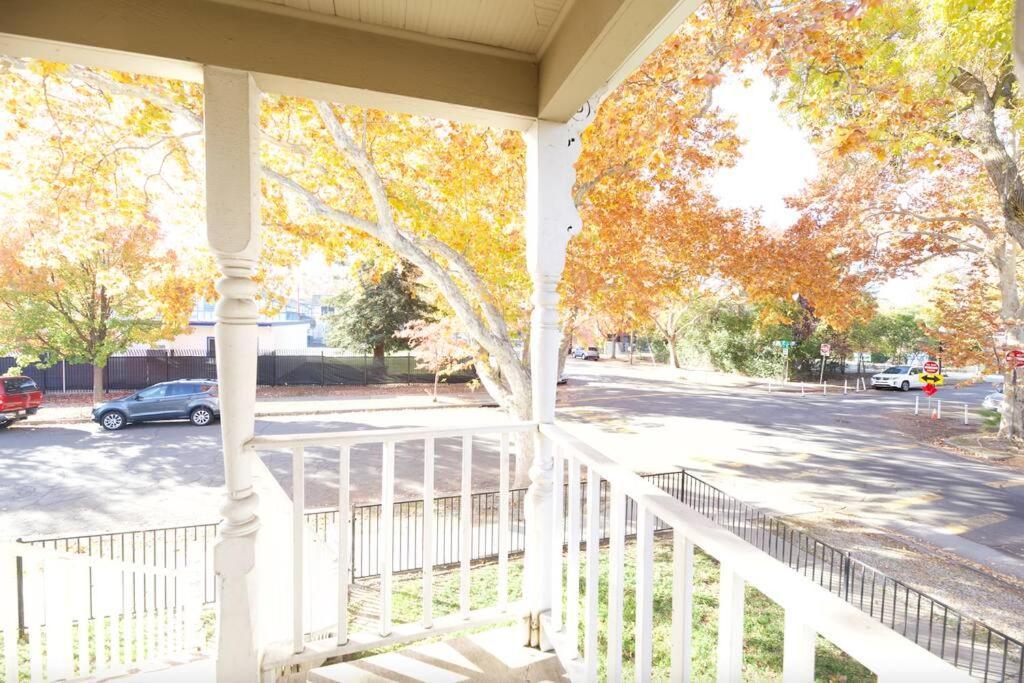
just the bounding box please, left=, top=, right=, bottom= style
left=372, top=343, right=386, bottom=366
left=667, top=334, right=680, bottom=368
left=431, top=370, right=439, bottom=402
left=92, top=364, right=104, bottom=404
left=557, top=326, right=573, bottom=378
left=994, top=239, right=1024, bottom=440
left=609, top=336, right=617, bottom=359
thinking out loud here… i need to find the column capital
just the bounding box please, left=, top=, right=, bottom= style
left=524, top=96, right=600, bottom=280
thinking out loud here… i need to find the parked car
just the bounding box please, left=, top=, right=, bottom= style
left=92, top=379, right=219, bottom=431
left=870, top=365, right=924, bottom=391
left=983, top=387, right=1005, bottom=413
left=0, top=376, right=43, bottom=428
left=573, top=346, right=600, bottom=361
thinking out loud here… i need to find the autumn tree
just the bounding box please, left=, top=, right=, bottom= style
left=766, top=0, right=1024, bottom=435
left=0, top=60, right=198, bottom=401
left=395, top=318, right=475, bottom=401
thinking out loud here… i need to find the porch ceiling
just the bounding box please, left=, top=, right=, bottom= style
left=0, top=0, right=699, bottom=128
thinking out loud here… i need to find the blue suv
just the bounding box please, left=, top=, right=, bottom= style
left=92, top=379, right=219, bottom=431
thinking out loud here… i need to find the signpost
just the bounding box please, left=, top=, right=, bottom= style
left=776, top=340, right=794, bottom=383
left=818, top=343, right=831, bottom=384
left=919, top=359, right=943, bottom=399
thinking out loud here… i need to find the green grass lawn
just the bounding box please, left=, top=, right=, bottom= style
left=381, top=537, right=874, bottom=682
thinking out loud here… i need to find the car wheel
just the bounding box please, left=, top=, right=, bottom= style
left=900, top=381, right=910, bottom=392
left=190, top=407, right=213, bottom=426
left=100, top=411, right=127, bottom=431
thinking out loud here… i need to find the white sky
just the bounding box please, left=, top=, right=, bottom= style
left=710, top=69, right=818, bottom=232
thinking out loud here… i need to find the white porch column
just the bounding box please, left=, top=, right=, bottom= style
left=522, top=110, right=591, bottom=647
left=204, top=65, right=263, bottom=683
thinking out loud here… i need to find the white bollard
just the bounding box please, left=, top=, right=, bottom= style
left=937, top=399, right=942, bottom=419
left=915, top=395, right=919, bottom=415
left=844, top=379, right=848, bottom=395
left=963, top=402, right=968, bottom=425
left=823, top=382, right=828, bottom=395
left=801, top=383, right=805, bottom=396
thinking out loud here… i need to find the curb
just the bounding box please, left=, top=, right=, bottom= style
left=21, top=399, right=500, bottom=427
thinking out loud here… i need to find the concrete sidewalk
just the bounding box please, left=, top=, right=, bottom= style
left=24, top=391, right=498, bottom=425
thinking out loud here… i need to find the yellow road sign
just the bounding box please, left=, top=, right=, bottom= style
left=918, top=372, right=944, bottom=386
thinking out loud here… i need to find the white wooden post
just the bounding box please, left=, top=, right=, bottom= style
left=205, top=65, right=263, bottom=683
left=717, top=563, right=745, bottom=683
left=670, top=532, right=694, bottom=683
left=783, top=610, right=816, bottom=683
left=522, top=112, right=591, bottom=647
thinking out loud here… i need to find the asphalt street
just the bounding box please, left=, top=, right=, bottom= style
left=1, top=360, right=1019, bottom=588
left=558, top=361, right=1024, bottom=581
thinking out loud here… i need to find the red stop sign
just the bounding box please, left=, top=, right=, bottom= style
left=1007, top=349, right=1024, bottom=368
left=924, top=360, right=939, bottom=374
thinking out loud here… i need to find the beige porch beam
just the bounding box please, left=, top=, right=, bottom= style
left=538, top=0, right=702, bottom=121
left=0, top=0, right=538, bottom=129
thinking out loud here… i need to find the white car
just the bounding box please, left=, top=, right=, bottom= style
left=982, top=390, right=1005, bottom=413
left=871, top=365, right=925, bottom=391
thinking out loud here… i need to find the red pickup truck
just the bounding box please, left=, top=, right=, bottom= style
left=0, top=376, right=43, bottom=428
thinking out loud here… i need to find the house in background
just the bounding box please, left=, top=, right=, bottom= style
left=158, top=299, right=320, bottom=353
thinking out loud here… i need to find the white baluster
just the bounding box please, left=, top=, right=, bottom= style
left=607, top=486, right=626, bottom=681
left=670, top=532, right=695, bottom=683
left=380, top=441, right=395, bottom=636
left=422, top=438, right=435, bottom=628
left=635, top=506, right=655, bottom=682
left=1, top=546, right=19, bottom=683
left=147, top=573, right=156, bottom=664
left=337, top=444, right=351, bottom=646
left=782, top=610, right=816, bottom=683
left=76, top=560, right=91, bottom=676
left=27, top=557, right=42, bottom=683
left=460, top=435, right=473, bottom=619
left=550, top=447, right=564, bottom=632
left=498, top=433, right=510, bottom=612
left=292, top=446, right=305, bottom=654
left=583, top=472, right=601, bottom=680
left=95, top=568, right=107, bottom=672
left=109, top=567, right=122, bottom=667
left=134, top=569, right=144, bottom=663
left=123, top=570, right=135, bottom=665
left=565, top=457, right=581, bottom=658
left=45, top=555, right=74, bottom=679
left=717, top=562, right=745, bottom=683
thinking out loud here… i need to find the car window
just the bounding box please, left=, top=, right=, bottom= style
left=2, top=378, right=36, bottom=393
left=883, top=366, right=909, bottom=374
left=137, top=384, right=168, bottom=399
left=166, top=383, right=197, bottom=396
left=910, top=368, right=921, bottom=374
left=199, top=384, right=217, bottom=396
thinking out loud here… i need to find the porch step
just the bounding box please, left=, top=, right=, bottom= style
left=307, top=626, right=566, bottom=682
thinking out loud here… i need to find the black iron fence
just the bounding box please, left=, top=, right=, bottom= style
left=0, top=348, right=474, bottom=393
left=20, top=469, right=1021, bottom=680
left=674, top=470, right=1023, bottom=683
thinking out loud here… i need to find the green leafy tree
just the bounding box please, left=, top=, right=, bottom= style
left=850, top=312, right=928, bottom=364
left=325, top=264, right=433, bottom=365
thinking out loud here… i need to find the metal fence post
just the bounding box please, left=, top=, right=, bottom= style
left=321, top=351, right=326, bottom=386
left=363, top=353, right=368, bottom=385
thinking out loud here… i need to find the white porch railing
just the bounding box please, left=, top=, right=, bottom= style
left=539, top=423, right=973, bottom=682
left=0, top=541, right=205, bottom=682
left=248, top=420, right=974, bottom=683
left=248, top=421, right=535, bottom=681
